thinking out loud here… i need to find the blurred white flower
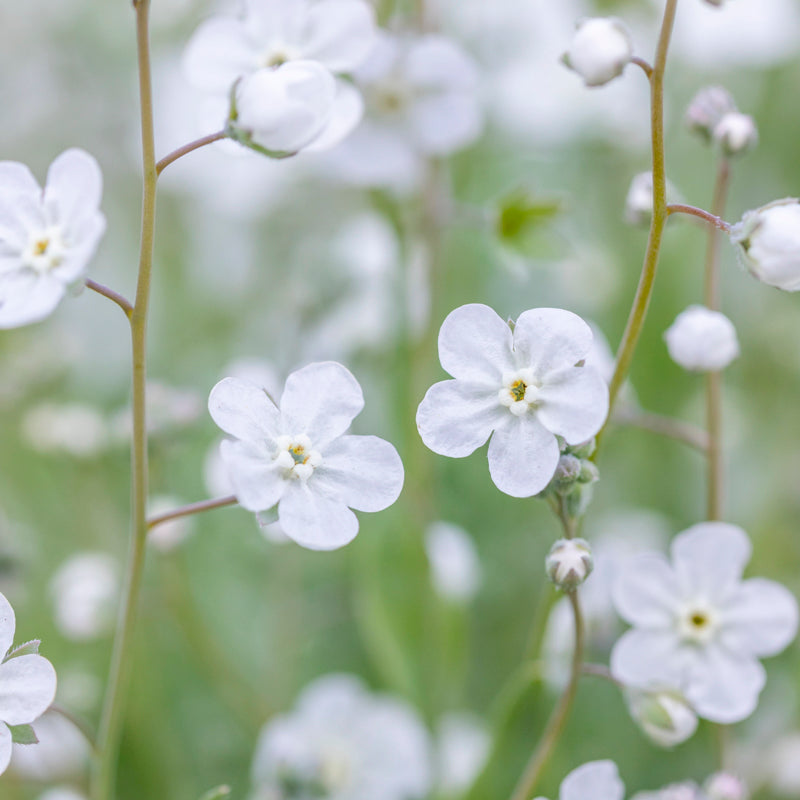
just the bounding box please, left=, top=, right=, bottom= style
left=624, top=172, right=680, bottom=226
left=767, top=733, right=800, bottom=796
left=632, top=781, right=706, bottom=800
left=435, top=712, right=490, bottom=796
left=21, top=403, right=109, bottom=458
left=50, top=554, right=119, bottom=641
left=611, top=522, right=799, bottom=723
left=147, top=496, right=196, bottom=552
left=250, top=674, right=432, bottom=800
left=183, top=0, right=376, bottom=152
left=424, top=521, right=482, bottom=603
left=209, top=362, right=404, bottom=550
left=686, top=86, right=737, bottom=143
left=11, top=709, right=89, bottom=781
left=562, top=18, right=633, bottom=87
left=705, top=773, right=747, bottom=800
left=538, top=761, right=625, bottom=800
left=664, top=306, right=739, bottom=372
left=0, top=149, right=105, bottom=329
left=321, top=32, right=483, bottom=190
left=37, top=790, right=87, bottom=800
left=624, top=688, right=698, bottom=748
left=713, top=112, right=758, bottom=158
left=417, top=304, right=608, bottom=498
left=0, top=591, right=58, bottom=776
left=731, top=199, right=800, bottom=292
left=110, top=381, right=203, bottom=442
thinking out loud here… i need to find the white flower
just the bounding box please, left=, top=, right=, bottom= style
left=713, top=112, right=758, bottom=157
left=0, top=591, right=58, bottom=776
left=686, top=86, right=737, bottom=143
left=209, top=361, right=404, bottom=550
left=250, top=674, right=432, bottom=800
left=731, top=198, right=800, bottom=292
left=664, top=306, right=739, bottom=372
left=435, top=712, right=490, bottom=796
left=705, top=773, right=747, bottom=800
left=183, top=0, right=376, bottom=152
left=321, top=32, right=483, bottom=190
left=417, top=304, right=608, bottom=498
left=11, top=709, right=89, bottom=781
left=0, top=149, right=105, bottom=329
left=632, top=781, right=705, bottom=800
left=21, top=402, right=109, bottom=458
left=536, top=761, right=625, bottom=800
left=562, top=18, right=633, bottom=88
left=50, top=554, right=119, bottom=641
left=37, top=790, right=87, bottom=800
left=424, top=522, right=482, bottom=603
left=624, top=172, right=680, bottom=226
left=610, top=522, right=799, bottom=723
left=546, top=538, right=593, bottom=590
left=624, top=688, right=698, bottom=748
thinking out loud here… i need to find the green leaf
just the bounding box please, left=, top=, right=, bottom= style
left=496, top=190, right=563, bottom=245
left=9, top=724, right=38, bottom=745
left=199, top=786, right=231, bottom=800
left=4, top=640, right=40, bottom=660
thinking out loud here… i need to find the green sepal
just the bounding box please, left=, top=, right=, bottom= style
left=9, top=724, right=38, bottom=745
left=4, top=639, right=41, bottom=661
left=496, top=189, right=563, bottom=248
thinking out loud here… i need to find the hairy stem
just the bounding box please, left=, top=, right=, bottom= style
left=91, top=1, right=157, bottom=797
left=596, top=0, right=680, bottom=454
left=85, top=279, right=134, bottom=318
left=156, top=131, right=227, bottom=176
left=509, top=592, right=585, bottom=800
left=147, top=494, right=238, bottom=530
left=667, top=203, right=731, bottom=232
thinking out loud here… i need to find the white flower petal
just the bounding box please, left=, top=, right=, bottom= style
left=315, top=434, right=403, bottom=512
left=303, top=79, right=364, bottom=152
left=43, top=149, right=104, bottom=231
left=208, top=376, right=281, bottom=443
left=220, top=439, right=286, bottom=512
left=438, top=304, right=514, bottom=383
left=560, top=761, right=625, bottom=800
left=0, top=272, right=66, bottom=330
left=671, top=522, right=751, bottom=600
left=685, top=645, right=765, bottom=723
left=303, top=0, right=376, bottom=72
left=182, top=17, right=259, bottom=93
left=610, top=628, right=687, bottom=689
left=0, top=723, right=10, bottom=777
left=720, top=578, right=799, bottom=657
left=278, top=483, right=359, bottom=550
left=0, top=162, right=41, bottom=197
left=0, top=594, right=14, bottom=657
left=416, top=380, right=502, bottom=457
left=513, top=308, right=594, bottom=380
left=612, top=554, right=681, bottom=627
left=51, top=214, right=106, bottom=285
left=0, top=191, right=45, bottom=252
left=536, top=366, right=608, bottom=444
left=409, top=91, right=483, bottom=155
left=0, top=654, right=57, bottom=726
left=279, top=362, right=364, bottom=447
left=405, top=36, right=479, bottom=91
left=487, top=414, right=559, bottom=497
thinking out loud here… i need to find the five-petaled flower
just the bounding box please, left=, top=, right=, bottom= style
left=416, top=304, right=608, bottom=498
left=611, top=522, right=799, bottom=723
left=0, top=591, right=58, bottom=775
left=209, top=361, right=404, bottom=550
left=0, top=149, right=106, bottom=329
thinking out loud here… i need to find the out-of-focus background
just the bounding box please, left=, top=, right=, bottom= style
left=2, top=0, right=800, bottom=798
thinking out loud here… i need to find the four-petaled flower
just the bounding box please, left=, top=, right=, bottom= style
left=535, top=760, right=625, bottom=800
left=209, top=361, right=404, bottom=550
left=416, top=304, right=608, bottom=497
left=0, top=149, right=106, bottom=329
left=0, top=591, right=58, bottom=775
left=611, top=522, right=799, bottom=723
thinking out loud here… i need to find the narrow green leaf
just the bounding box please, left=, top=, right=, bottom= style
left=9, top=724, right=38, bottom=745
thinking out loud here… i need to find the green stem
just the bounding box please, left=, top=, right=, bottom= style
left=156, top=130, right=227, bottom=176
left=508, top=591, right=585, bottom=800
left=147, top=494, right=238, bottom=530
left=85, top=279, right=134, bottom=318
left=91, top=2, right=157, bottom=797
left=704, top=159, right=730, bottom=522
left=596, top=0, right=680, bottom=455
left=612, top=407, right=709, bottom=452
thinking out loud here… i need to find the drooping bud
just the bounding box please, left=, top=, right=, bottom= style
left=685, top=86, right=737, bottom=143
left=546, top=538, right=593, bottom=591
left=713, top=112, right=758, bottom=158
left=562, top=18, right=633, bottom=88
left=705, top=773, right=748, bottom=800
left=625, top=688, right=699, bottom=748
left=664, top=305, right=739, bottom=372
left=730, top=198, right=800, bottom=292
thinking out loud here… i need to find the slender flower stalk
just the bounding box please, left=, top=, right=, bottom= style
left=156, top=130, right=227, bottom=176
left=667, top=203, right=731, bottom=232
left=612, top=407, right=709, bottom=452
left=597, top=0, right=680, bottom=452
left=704, top=159, right=730, bottom=521
left=85, top=280, right=134, bottom=318
left=91, top=1, right=158, bottom=797
left=147, top=494, right=238, bottom=530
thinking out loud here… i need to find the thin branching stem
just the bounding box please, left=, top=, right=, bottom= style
left=156, top=131, right=227, bottom=176
left=85, top=279, right=133, bottom=318
left=147, top=495, right=238, bottom=530
left=631, top=56, right=654, bottom=79
left=668, top=202, right=731, bottom=232
left=613, top=407, right=709, bottom=452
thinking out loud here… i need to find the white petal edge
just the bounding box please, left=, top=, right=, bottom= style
left=0, top=273, right=66, bottom=330
left=302, top=0, right=377, bottom=73
left=0, top=593, right=14, bottom=658
left=278, top=483, right=359, bottom=550
left=43, top=149, right=104, bottom=231
left=208, top=376, right=281, bottom=444
left=220, top=439, right=286, bottom=513
left=612, top=553, right=680, bottom=628
left=303, top=80, right=364, bottom=152
left=513, top=308, right=594, bottom=380
left=0, top=723, right=10, bottom=776
left=535, top=365, right=609, bottom=444
left=0, top=654, right=57, bottom=726
left=560, top=761, right=625, bottom=800
left=609, top=628, right=686, bottom=690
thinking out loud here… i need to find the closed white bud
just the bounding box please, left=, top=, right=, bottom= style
left=713, top=112, right=758, bottom=157
left=625, top=689, right=698, bottom=748
left=664, top=306, right=739, bottom=372
left=705, top=774, right=748, bottom=800
left=731, top=198, right=800, bottom=292
left=686, top=86, right=737, bottom=143
left=546, top=538, right=593, bottom=590
left=562, top=18, right=633, bottom=87
left=624, top=172, right=680, bottom=226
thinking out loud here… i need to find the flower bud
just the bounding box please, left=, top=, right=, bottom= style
left=562, top=18, right=633, bottom=87
left=625, top=688, right=698, bottom=748
left=713, top=112, right=758, bottom=157
left=731, top=198, right=800, bottom=292
left=624, top=172, right=680, bottom=226
left=546, top=538, right=593, bottom=590
left=686, top=86, right=737, bottom=143
left=664, top=306, right=739, bottom=372
left=705, top=773, right=748, bottom=800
